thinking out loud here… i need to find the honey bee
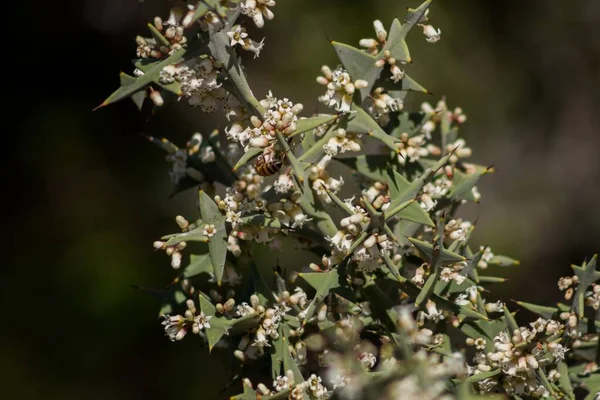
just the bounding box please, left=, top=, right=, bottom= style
left=254, top=146, right=287, bottom=176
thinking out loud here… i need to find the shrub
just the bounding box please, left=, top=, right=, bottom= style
left=99, top=1, right=599, bottom=398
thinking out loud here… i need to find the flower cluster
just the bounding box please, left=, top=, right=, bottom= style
left=158, top=57, right=227, bottom=111
left=468, top=318, right=568, bottom=397
left=240, top=0, right=276, bottom=28
left=161, top=299, right=212, bottom=341
left=135, top=8, right=190, bottom=59
left=317, top=65, right=368, bottom=112
left=227, top=92, right=303, bottom=150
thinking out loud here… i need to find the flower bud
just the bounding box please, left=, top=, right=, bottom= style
left=224, top=298, right=236, bottom=312
left=176, top=215, right=189, bottom=230
left=171, top=251, right=182, bottom=269
left=234, top=349, right=246, bottom=362
left=354, top=79, right=368, bottom=89
left=374, top=20, right=387, bottom=42
left=359, top=38, right=378, bottom=49
left=150, top=90, right=164, bottom=106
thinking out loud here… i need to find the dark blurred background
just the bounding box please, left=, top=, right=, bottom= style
left=7, top=0, right=599, bottom=398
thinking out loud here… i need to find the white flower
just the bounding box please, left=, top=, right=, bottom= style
left=440, top=267, right=454, bottom=282
left=330, top=374, right=348, bottom=390
left=484, top=300, right=504, bottom=313
left=466, top=285, right=479, bottom=303
left=551, top=344, right=568, bottom=361
left=236, top=302, right=256, bottom=317
left=226, top=210, right=241, bottom=224
left=203, top=224, right=217, bottom=237
left=307, top=374, right=327, bottom=398
left=529, top=318, right=548, bottom=333
left=194, top=311, right=212, bottom=330
left=242, top=37, right=265, bottom=58
left=274, top=173, right=294, bottom=193
left=421, top=24, right=441, bottom=43
left=474, top=338, right=487, bottom=350
left=424, top=299, right=444, bottom=322
left=455, top=293, right=469, bottom=306
left=412, top=266, right=425, bottom=285
left=227, top=25, right=248, bottom=46
left=359, top=352, right=377, bottom=369
left=546, top=319, right=563, bottom=335
left=273, top=375, right=289, bottom=392
left=161, top=314, right=187, bottom=341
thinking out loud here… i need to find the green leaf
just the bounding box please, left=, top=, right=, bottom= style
left=119, top=73, right=147, bottom=110
left=515, top=301, right=558, bottom=320
left=240, top=214, right=284, bottom=229
left=147, top=22, right=170, bottom=49
left=320, top=184, right=354, bottom=215
left=298, top=268, right=341, bottom=327
left=208, top=30, right=265, bottom=117
left=384, top=152, right=452, bottom=217
left=232, top=147, right=262, bottom=172
left=396, top=73, right=429, bottom=93
left=487, top=255, right=520, bottom=267
left=381, top=19, right=411, bottom=63
left=288, top=114, right=339, bottom=139
left=362, top=277, right=398, bottom=332
left=337, top=155, right=390, bottom=182
left=184, top=253, right=213, bottom=278
left=294, top=174, right=338, bottom=238
left=572, top=255, right=600, bottom=318
left=162, top=226, right=210, bottom=247
left=383, top=254, right=406, bottom=283
left=536, top=369, right=559, bottom=398
left=347, top=104, right=399, bottom=152
left=409, top=238, right=466, bottom=265
left=97, top=48, right=187, bottom=108
left=297, top=127, right=336, bottom=164
left=199, top=191, right=228, bottom=284
left=503, top=305, right=519, bottom=333
left=230, top=313, right=262, bottom=335
left=465, top=369, right=501, bottom=383
left=199, top=292, right=229, bottom=351
left=447, top=168, right=493, bottom=202
left=251, top=263, right=277, bottom=305
left=476, top=276, right=508, bottom=284
left=415, top=269, right=440, bottom=308
left=331, top=41, right=382, bottom=103
left=556, top=361, right=575, bottom=400
left=386, top=169, right=435, bottom=226
left=271, top=325, right=304, bottom=383
left=276, top=131, right=308, bottom=185
left=405, top=1, right=434, bottom=34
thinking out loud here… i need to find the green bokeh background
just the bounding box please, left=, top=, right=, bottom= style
left=8, top=0, right=599, bottom=398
